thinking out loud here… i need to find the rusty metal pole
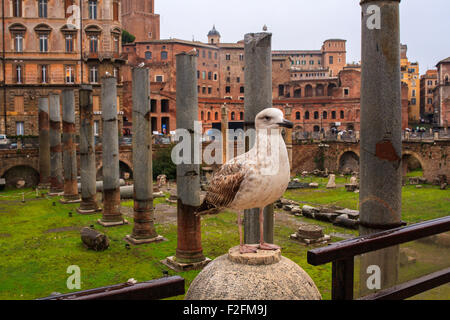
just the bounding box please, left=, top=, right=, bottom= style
left=126, top=67, right=163, bottom=244
left=359, top=0, right=402, bottom=296
left=165, top=52, right=210, bottom=271
left=61, top=89, right=80, bottom=204
left=243, top=32, right=274, bottom=245
left=49, top=93, right=64, bottom=195
left=38, top=97, right=51, bottom=189
left=77, top=85, right=100, bottom=214
left=98, top=76, right=128, bottom=227
left=221, top=104, right=228, bottom=164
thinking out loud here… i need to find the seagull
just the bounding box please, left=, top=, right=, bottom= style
left=196, top=108, right=293, bottom=254
left=138, top=62, right=145, bottom=68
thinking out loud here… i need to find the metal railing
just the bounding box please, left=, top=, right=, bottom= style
left=37, top=276, right=185, bottom=300
left=307, top=216, right=450, bottom=300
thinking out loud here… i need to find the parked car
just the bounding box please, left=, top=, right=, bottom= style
left=0, top=134, right=9, bottom=145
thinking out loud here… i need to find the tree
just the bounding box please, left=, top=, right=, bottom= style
left=122, top=30, right=136, bottom=44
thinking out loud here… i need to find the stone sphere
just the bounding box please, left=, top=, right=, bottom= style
left=185, top=248, right=322, bottom=300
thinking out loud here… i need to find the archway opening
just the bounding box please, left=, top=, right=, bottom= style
left=339, top=151, right=359, bottom=175
left=402, top=154, right=423, bottom=178
left=2, top=165, right=39, bottom=188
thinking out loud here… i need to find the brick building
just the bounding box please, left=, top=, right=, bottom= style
left=0, top=0, right=126, bottom=136
left=121, top=0, right=160, bottom=42
left=420, top=69, right=438, bottom=123
left=433, top=57, right=450, bottom=128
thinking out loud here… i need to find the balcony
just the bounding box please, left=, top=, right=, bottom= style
left=83, top=51, right=127, bottom=62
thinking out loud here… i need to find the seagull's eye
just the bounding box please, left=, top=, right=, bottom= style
left=265, top=116, right=271, bottom=121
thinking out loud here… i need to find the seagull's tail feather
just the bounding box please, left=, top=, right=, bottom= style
left=195, top=200, right=222, bottom=216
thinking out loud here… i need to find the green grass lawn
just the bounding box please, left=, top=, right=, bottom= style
left=0, top=178, right=448, bottom=300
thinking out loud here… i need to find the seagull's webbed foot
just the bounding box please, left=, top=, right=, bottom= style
left=259, top=242, right=281, bottom=251
left=239, top=244, right=258, bottom=254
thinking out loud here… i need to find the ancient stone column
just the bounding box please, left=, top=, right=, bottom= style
left=221, top=105, right=228, bottom=164
left=38, top=97, right=51, bottom=189
left=77, top=85, right=100, bottom=214
left=359, top=0, right=402, bottom=296
left=243, top=32, right=274, bottom=245
left=284, top=104, right=293, bottom=168
left=126, top=67, right=163, bottom=244
left=60, top=89, right=81, bottom=204
left=49, top=93, right=64, bottom=195
left=98, top=76, right=127, bottom=227
left=165, top=52, right=210, bottom=270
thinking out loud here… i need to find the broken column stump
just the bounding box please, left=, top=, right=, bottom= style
left=290, top=224, right=331, bottom=245
left=81, top=227, right=110, bottom=251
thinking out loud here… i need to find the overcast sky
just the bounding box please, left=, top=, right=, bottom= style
left=156, top=0, right=450, bottom=73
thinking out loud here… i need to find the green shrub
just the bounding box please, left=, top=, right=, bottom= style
left=153, top=145, right=176, bottom=180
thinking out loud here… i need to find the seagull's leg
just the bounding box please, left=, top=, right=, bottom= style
left=258, top=207, right=281, bottom=251
left=238, top=211, right=257, bottom=254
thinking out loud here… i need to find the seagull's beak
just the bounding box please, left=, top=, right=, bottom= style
left=278, top=119, right=293, bottom=128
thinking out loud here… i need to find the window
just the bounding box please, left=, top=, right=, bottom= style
left=329, top=56, right=334, bottom=65
left=40, top=65, right=49, bottom=83
left=113, top=1, right=119, bottom=21
left=237, top=77, right=240, bottom=83
left=240, top=112, right=244, bottom=120
left=226, top=54, right=231, bottom=61
left=208, top=87, right=212, bottom=94
left=340, top=110, right=344, bottom=119
left=332, top=111, right=336, bottom=119
left=208, top=51, right=212, bottom=59
left=94, top=121, right=100, bottom=136
left=113, top=67, right=119, bottom=79
left=214, top=52, right=218, bottom=59
left=150, top=100, right=157, bottom=113
left=202, top=50, right=206, bottom=58
left=14, top=96, right=24, bottom=113
left=411, top=98, right=416, bottom=105
left=39, top=35, right=48, bottom=52
left=89, top=66, right=99, bottom=83
left=239, top=54, right=244, bottom=61
left=161, top=100, right=169, bottom=113
left=310, top=60, right=314, bottom=65
left=240, top=86, right=244, bottom=94
left=314, top=111, right=319, bottom=120
left=65, top=0, right=74, bottom=18
left=213, top=73, right=218, bottom=81
left=225, top=86, right=231, bottom=94
left=202, top=87, right=206, bottom=94
left=344, top=88, right=349, bottom=96
left=202, top=71, right=206, bottom=80
left=161, top=51, right=168, bottom=60
left=14, top=34, right=23, bottom=52
left=323, top=111, right=328, bottom=120
left=38, top=0, right=48, bottom=18
left=13, top=0, right=22, bottom=17
left=305, top=111, right=310, bottom=120
left=412, top=89, right=416, bottom=97
left=428, top=98, right=433, bottom=104
left=15, top=65, right=23, bottom=83
left=201, top=111, right=204, bottom=120
left=16, top=122, right=24, bottom=136
left=207, top=112, right=211, bottom=120
left=145, top=51, right=152, bottom=60
left=155, top=75, right=164, bottom=82
left=89, top=35, right=98, bottom=53
left=113, top=36, right=120, bottom=53
left=65, top=66, right=75, bottom=83
left=215, top=112, right=219, bottom=121
left=64, top=34, right=74, bottom=52
left=89, top=0, right=97, bottom=19
left=226, top=77, right=230, bottom=83
left=208, top=72, right=212, bottom=80
left=296, top=112, right=300, bottom=120
left=231, top=112, right=235, bottom=120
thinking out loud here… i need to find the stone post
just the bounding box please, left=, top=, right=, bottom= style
left=359, top=0, right=402, bottom=296
left=164, top=52, right=210, bottom=271
left=243, top=32, right=274, bottom=245
left=98, top=76, right=128, bottom=227
left=77, top=85, right=100, bottom=214
left=49, top=93, right=64, bottom=195
left=221, top=105, right=228, bottom=164
left=60, top=89, right=81, bottom=204
left=125, top=67, right=163, bottom=244
left=38, top=97, right=51, bottom=188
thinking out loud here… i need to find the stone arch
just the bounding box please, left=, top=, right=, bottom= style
left=402, top=151, right=426, bottom=178
left=327, top=83, right=337, bottom=96
left=316, top=84, right=325, bottom=96
left=96, top=160, right=134, bottom=181
left=1, top=165, right=39, bottom=188
left=293, top=88, right=302, bottom=98
left=338, top=150, right=360, bottom=174
left=305, top=84, right=313, bottom=97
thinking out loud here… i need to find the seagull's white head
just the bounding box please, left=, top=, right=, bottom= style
left=255, top=108, right=293, bottom=130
